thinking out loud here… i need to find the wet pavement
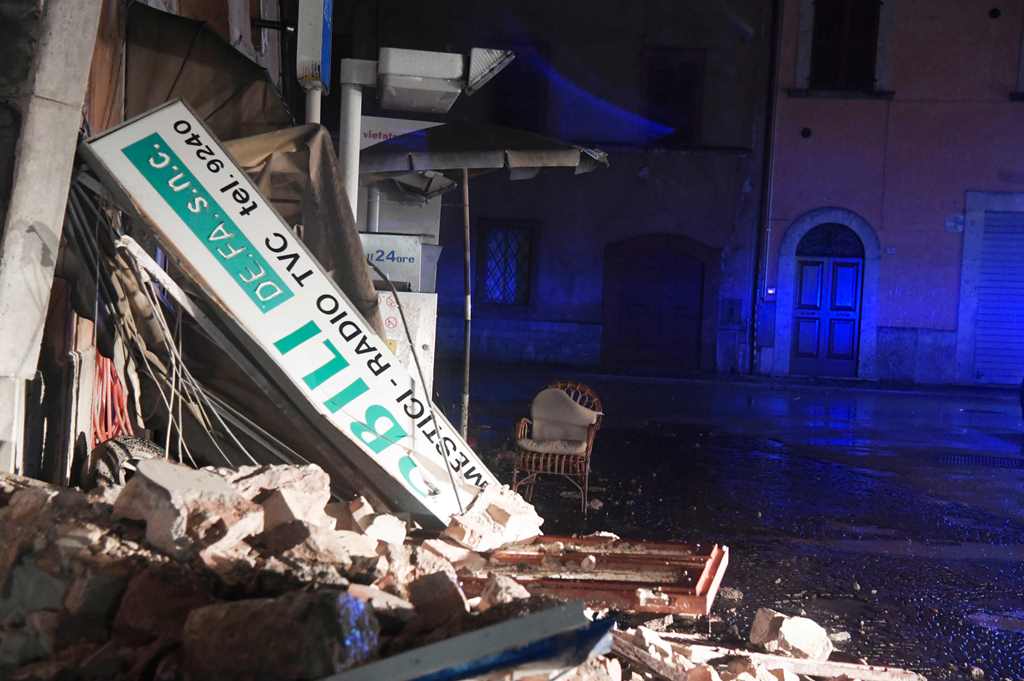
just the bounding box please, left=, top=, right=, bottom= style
left=436, top=365, right=1024, bottom=680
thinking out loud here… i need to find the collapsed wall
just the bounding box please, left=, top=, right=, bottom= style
left=0, top=460, right=547, bottom=680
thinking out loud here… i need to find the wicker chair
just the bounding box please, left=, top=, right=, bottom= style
left=512, top=381, right=603, bottom=513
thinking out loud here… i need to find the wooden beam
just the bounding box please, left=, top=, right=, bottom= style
left=611, top=630, right=692, bottom=681
left=663, top=639, right=927, bottom=681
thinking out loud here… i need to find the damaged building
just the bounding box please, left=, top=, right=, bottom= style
left=1, top=0, right=1021, bottom=679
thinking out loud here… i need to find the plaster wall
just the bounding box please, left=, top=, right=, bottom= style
left=362, top=0, right=771, bottom=371
left=762, top=0, right=1024, bottom=381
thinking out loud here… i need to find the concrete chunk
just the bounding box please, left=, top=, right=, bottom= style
left=346, top=584, right=415, bottom=633
left=407, top=570, right=468, bottom=627
left=113, top=459, right=263, bottom=560
left=183, top=590, right=379, bottom=678
left=442, top=485, right=543, bottom=552
left=421, top=538, right=486, bottom=571
left=688, top=665, right=724, bottom=681
left=258, top=521, right=386, bottom=583
left=478, top=573, right=530, bottom=612
left=222, top=464, right=334, bottom=530
left=113, top=565, right=215, bottom=643
left=750, top=608, right=834, bottom=661
left=361, top=513, right=407, bottom=546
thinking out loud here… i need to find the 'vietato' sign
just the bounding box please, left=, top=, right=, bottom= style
left=84, top=100, right=496, bottom=523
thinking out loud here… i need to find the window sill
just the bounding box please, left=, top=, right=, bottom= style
left=786, top=88, right=895, bottom=101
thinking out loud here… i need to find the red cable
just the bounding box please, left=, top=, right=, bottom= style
left=92, top=354, right=134, bottom=448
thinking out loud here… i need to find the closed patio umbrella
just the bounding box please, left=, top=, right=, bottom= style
left=360, top=122, right=609, bottom=436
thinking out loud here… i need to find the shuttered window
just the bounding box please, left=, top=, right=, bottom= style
left=974, top=211, right=1024, bottom=384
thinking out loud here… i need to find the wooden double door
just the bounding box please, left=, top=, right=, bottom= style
left=790, top=257, right=863, bottom=377
left=603, top=235, right=704, bottom=373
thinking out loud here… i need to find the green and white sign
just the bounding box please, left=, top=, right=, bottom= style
left=85, top=100, right=497, bottom=523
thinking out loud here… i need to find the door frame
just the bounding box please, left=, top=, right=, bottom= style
left=602, top=233, right=722, bottom=372
left=773, top=207, right=881, bottom=378
left=955, top=192, right=1024, bottom=383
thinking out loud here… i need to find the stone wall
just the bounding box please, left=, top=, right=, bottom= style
left=437, top=317, right=601, bottom=367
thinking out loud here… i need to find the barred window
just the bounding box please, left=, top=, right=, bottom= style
left=479, top=225, right=532, bottom=305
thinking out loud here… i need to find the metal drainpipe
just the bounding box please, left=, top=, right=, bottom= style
left=750, top=0, right=781, bottom=374
left=460, top=168, right=472, bottom=438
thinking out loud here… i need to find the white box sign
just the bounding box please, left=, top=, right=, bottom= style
left=83, top=101, right=496, bottom=523
left=378, top=291, right=437, bottom=396
left=360, top=233, right=421, bottom=289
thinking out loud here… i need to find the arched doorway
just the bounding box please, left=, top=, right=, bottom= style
left=602, top=234, right=719, bottom=373
left=790, top=224, right=865, bottom=377
left=773, top=207, right=881, bottom=378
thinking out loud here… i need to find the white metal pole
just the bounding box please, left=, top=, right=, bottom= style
left=338, top=82, right=363, bottom=220
left=304, top=87, right=322, bottom=125
left=367, top=186, right=381, bottom=232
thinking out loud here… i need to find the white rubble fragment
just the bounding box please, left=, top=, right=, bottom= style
left=113, top=459, right=263, bottom=560
left=360, top=513, right=407, bottom=546
left=584, top=531, right=620, bottom=540
left=442, top=485, right=543, bottom=552
left=215, top=464, right=335, bottom=531
left=723, top=659, right=781, bottom=681
left=828, top=631, right=851, bottom=645
left=635, top=588, right=671, bottom=609
left=633, top=626, right=674, bottom=661
left=765, top=666, right=798, bottom=681
left=348, top=496, right=378, bottom=530
left=260, top=521, right=386, bottom=581
left=687, top=665, right=723, bottom=681
left=260, top=488, right=332, bottom=531
left=421, top=538, right=487, bottom=571
left=749, top=608, right=834, bottom=661
left=478, top=573, right=530, bottom=611
left=345, top=584, right=415, bottom=624
left=580, top=554, right=597, bottom=570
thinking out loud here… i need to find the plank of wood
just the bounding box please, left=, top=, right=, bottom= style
left=667, top=641, right=927, bottom=681
left=611, top=630, right=692, bottom=681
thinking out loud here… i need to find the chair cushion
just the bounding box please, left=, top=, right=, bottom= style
left=530, top=388, right=601, bottom=442
left=517, top=437, right=587, bottom=455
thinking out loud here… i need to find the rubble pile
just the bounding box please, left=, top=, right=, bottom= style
left=0, top=461, right=552, bottom=680
left=0, top=462, right=925, bottom=681
left=612, top=611, right=926, bottom=681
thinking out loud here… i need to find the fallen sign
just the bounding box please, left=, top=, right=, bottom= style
left=462, top=534, right=729, bottom=616
left=81, top=100, right=498, bottom=526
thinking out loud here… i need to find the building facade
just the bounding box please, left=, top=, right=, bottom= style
left=348, top=1, right=775, bottom=375
left=758, top=0, right=1024, bottom=385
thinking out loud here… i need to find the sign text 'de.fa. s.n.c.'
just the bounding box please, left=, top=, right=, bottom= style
left=83, top=100, right=497, bottom=524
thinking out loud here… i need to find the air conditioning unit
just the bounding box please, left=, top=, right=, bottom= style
left=378, top=47, right=464, bottom=114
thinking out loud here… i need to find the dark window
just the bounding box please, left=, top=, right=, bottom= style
left=796, top=223, right=865, bottom=258
left=810, top=0, right=882, bottom=90
left=478, top=225, right=532, bottom=305
left=644, top=47, right=706, bottom=147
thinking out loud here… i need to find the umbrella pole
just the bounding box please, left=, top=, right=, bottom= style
left=460, top=168, right=472, bottom=439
